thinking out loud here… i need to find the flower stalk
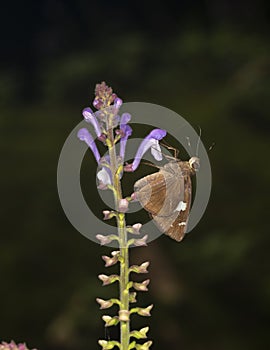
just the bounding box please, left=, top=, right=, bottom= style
left=106, top=108, right=130, bottom=349
left=77, top=82, right=167, bottom=350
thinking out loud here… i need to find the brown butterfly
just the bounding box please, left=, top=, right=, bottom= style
left=134, top=155, right=200, bottom=242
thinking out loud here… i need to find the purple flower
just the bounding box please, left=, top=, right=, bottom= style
left=77, top=128, right=100, bottom=163
left=0, top=342, right=36, bottom=350
left=124, top=129, right=167, bottom=172
left=114, top=97, right=123, bottom=108
left=82, top=107, right=102, bottom=137
left=120, top=113, right=131, bottom=127
left=119, top=124, right=132, bottom=160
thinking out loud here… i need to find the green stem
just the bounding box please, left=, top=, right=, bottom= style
left=107, top=121, right=130, bottom=350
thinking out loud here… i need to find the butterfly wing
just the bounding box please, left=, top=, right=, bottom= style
left=152, top=175, right=192, bottom=242
left=134, top=164, right=184, bottom=217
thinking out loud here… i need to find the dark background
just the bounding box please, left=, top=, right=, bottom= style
left=1, top=1, right=270, bottom=349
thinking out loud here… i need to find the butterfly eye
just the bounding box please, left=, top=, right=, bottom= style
left=189, top=157, right=200, bottom=171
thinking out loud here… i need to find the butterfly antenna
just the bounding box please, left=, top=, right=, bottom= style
left=195, top=126, right=202, bottom=157
left=186, top=136, right=194, bottom=154
left=208, top=142, right=215, bottom=152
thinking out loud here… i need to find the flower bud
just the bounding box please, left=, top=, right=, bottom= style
left=130, top=326, right=149, bottom=339
left=137, top=304, right=153, bottom=317
left=127, top=223, right=142, bottom=235
left=135, top=341, right=153, bottom=350
left=102, top=255, right=118, bottom=267
left=98, top=339, right=120, bottom=349
left=129, top=261, right=149, bottom=274
left=102, top=210, right=116, bottom=220
left=133, top=279, right=150, bottom=291
left=0, top=342, right=36, bottom=350
left=129, top=292, right=137, bottom=303
left=96, top=234, right=117, bottom=245
left=133, top=235, right=148, bottom=246
left=118, top=198, right=129, bottom=213
left=98, top=274, right=119, bottom=285
left=114, top=97, right=123, bottom=108
left=102, top=315, right=119, bottom=327
left=96, top=298, right=114, bottom=309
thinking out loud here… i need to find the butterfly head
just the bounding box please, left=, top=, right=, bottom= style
left=189, top=156, right=200, bottom=172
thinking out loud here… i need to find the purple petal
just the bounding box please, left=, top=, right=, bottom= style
left=82, top=107, right=102, bottom=137
left=150, top=140, right=162, bottom=160
left=77, top=128, right=100, bottom=163
left=114, top=97, right=123, bottom=108
left=131, top=129, right=166, bottom=171
left=120, top=124, right=132, bottom=160
left=120, top=113, right=131, bottom=127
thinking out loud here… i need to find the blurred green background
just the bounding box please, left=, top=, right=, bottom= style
left=1, top=1, right=270, bottom=349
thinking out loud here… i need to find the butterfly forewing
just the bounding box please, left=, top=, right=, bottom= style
left=134, top=158, right=197, bottom=242
left=134, top=162, right=184, bottom=217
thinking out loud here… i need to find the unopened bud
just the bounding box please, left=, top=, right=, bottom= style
left=134, top=235, right=148, bottom=246
left=96, top=298, right=114, bottom=309
left=129, top=261, right=149, bottom=274
left=127, top=223, right=142, bottom=235
left=135, top=340, right=153, bottom=350
left=102, top=315, right=119, bottom=327
left=102, top=254, right=118, bottom=267
left=137, top=304, right=153, bottom=317
left=98, top=274, right=119, bottom=285
left=96, top=234, right=116, bottom=245
left=129, top=292, right=137, bottom=303
left=130, top=327, right=149, bottom=339
left=102, top=210, right=115, bottom=220
left=133, top=279, right=150, bottom=291
left=118, top=198, right=129, bottom=213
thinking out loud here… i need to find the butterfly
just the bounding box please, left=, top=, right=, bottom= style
left=134, top=155, right=200, bottom=242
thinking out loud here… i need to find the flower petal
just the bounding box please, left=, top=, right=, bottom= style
left=150, top=140, right=162, bottom=161
left=97, top=167, right=112, bottom=185
left=120, top=112, right=131, bottom=126
left=82, top=107, right=102, bottom=137
left=131, top=129, right=166, bottom=171
left=77, top=128, right=100, bottom=162
left=120, top=124, right=133, bottom=160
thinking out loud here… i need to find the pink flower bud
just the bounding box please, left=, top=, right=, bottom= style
left=98, top=274, right=119, bottom=285
left=96, top=298, right=114, bottom=309
left=102, top=210, right=115, bottom=220
left=96, top=234, right=113, bottom=245
left=102, top=255, right=118, bottom=267
left=118, top=198, right=129, bottom=212
left=134, top=234, right=148, bottom=246
left=131, top=192, right=138, bottom=201
left=133, top=279, right=150, bottom=291
left=137, top=304, right=153, bottom=317
left=130, top=261, right=149, bottom=274
left=132, top=223, right=142, bottom=234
